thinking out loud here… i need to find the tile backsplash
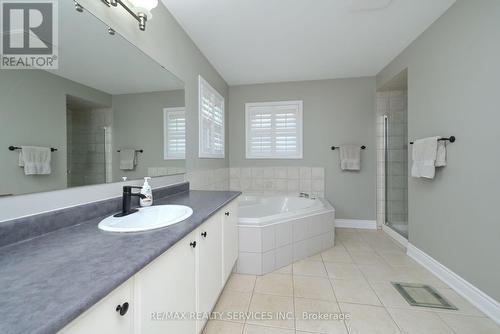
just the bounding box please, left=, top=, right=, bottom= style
left=229, top=167, right=325, bottom=198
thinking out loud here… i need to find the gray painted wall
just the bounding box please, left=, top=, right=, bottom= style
left=377, top=0, right=500, bottom=301
left=112, top=90, right=185, bottom=181
left=0, top=70, right=111, bottom=196
left=228, top=78, right=376, bottom=220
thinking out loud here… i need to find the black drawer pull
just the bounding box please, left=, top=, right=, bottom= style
left=225, top=212, right=230, bottom=216
left=190, top=241, right=197, bottom=248
left=201, top=232, right=207, bottom=238
left=116, top=302, right=129, bottom=316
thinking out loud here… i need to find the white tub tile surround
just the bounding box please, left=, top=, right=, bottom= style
left=147, top=166, right=187, bottom=177
left=186, top=168, right=230, bottom=190
left=236, top=204, right=335, bottom=275
left=185, top=166, right=332, bottom=275
left=229, top=167, right=325, bottom=198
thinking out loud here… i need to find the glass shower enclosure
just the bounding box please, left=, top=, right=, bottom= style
left=384, top=102, right=408, bottom=238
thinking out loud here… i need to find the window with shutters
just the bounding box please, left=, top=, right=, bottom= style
left=164, top=107, right=186, bottom=160
left=245, top=100, right=303, bottom=159
left=198, top=75, right=225, bottom=158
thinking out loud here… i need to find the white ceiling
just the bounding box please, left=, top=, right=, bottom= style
left=162, top=0, right=455, bottom=85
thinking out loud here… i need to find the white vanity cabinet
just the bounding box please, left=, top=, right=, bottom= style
left=196, top=212, right=223, bottom=332
left=58, top=279, right=134, bottom=334
left=134, top=231, right=197, bottom=334
left=58, top=199, right=239, bottom=334
left=222, top=200, right=239, bottom=283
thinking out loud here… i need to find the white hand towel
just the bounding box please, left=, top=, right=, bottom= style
left=340, top=145, right=361, bottom=171
left=18, top=146, right=51, bottom=175
left=411, top=137, right=439, bottom=179
left=435, top=141, right=447, bottom=167
left=119, top=149, right=137, bottom=170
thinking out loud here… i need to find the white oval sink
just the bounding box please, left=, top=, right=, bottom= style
left=98, top=205, right=193, bottom=232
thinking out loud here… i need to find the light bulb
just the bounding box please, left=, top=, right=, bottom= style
left=127, top=0, right=158, bottom=11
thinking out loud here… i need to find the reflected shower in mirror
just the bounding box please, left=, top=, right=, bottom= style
left=0, top=1, right=185, bottom=197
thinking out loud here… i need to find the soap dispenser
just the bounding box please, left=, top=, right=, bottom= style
left=140, top=177, right=153, bottom=207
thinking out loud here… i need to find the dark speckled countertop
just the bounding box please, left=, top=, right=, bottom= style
left=0, top=190, right=240, bottom=334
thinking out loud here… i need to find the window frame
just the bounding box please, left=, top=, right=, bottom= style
left=245, top=100, right=303, bottom=159
left=198, top=75, right=225, bottom=159
left=163, top=107, right=186, bottom=160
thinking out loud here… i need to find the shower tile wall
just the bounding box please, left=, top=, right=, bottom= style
left=376, top=91, right=408, bottom=228
left=67, top=108, right=113, bottom=187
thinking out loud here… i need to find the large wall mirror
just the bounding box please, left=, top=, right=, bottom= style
left=0, top=1, right=186, bottom=197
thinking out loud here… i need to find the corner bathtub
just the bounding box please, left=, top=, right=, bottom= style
left=236, top=195, right=335, bottom=275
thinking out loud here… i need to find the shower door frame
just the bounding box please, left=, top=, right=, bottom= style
left=383, top=113, right=409, bottom=239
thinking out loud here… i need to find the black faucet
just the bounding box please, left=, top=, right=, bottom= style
left=114, top=186, right=147, bottom=217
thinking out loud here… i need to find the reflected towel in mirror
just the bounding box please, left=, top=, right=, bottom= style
left=18, top=146, right=51, bottom=175
left=119, top=149, right=138, bottom=170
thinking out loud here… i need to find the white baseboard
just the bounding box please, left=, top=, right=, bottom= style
left=382, top=224, right=408, bottom=247
left=407, top=243, right=500, bottom=325
left=335, top=219, right=377, bottom=230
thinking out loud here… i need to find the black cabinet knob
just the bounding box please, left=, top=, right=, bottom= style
left=190, top=241, right=197, bottom=248
left=201, top=232, right=207, bottom=238
left=116, top=302, right=129, bottom=316
left=225, top=212, right=230, bottom=216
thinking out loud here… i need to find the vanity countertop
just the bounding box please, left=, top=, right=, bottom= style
left=0, top=190, right=240, bottom=334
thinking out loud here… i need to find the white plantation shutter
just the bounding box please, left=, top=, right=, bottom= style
left=164, top=108, right=186, bottom=160
left=199, top=76, right=225, bottom=158
left=246, top=101, right=303, bottom=159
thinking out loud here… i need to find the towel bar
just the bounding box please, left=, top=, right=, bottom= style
left=331, top=145, right=366, bottom=150
left=117, top=149, right=144, bottom=153
left=410, top=136, right=455, bottom=145
left=9, top=146, right=58, bottom=152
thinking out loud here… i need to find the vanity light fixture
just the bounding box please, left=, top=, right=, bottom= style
left=74, top=1, right=84, bottom=12
left=101, top=0, right=158, bottom=31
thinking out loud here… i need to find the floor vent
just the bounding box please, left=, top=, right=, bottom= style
left=392, top=282, right=458, bottom=310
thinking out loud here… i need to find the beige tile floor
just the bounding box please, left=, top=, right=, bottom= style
left=205, top=228, right=499, bottom=334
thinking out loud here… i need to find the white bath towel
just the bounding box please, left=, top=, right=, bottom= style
left=411, top=136, right=439, bottom=179
left=340, top=145, right=361, bottom=171
left=435, top=140, right=447, bottom=167
left=18, top=146, right=51, bottom=175
left=119, top=149, right=137, bottom=170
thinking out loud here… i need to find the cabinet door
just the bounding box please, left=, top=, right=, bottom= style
left=196, top=213, right=223, bottom=333
left=222, top=200, right=239, bottom=283
left=58, top=279, right=133, bottom=334
left=135, top=232, right=196, bottom=334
